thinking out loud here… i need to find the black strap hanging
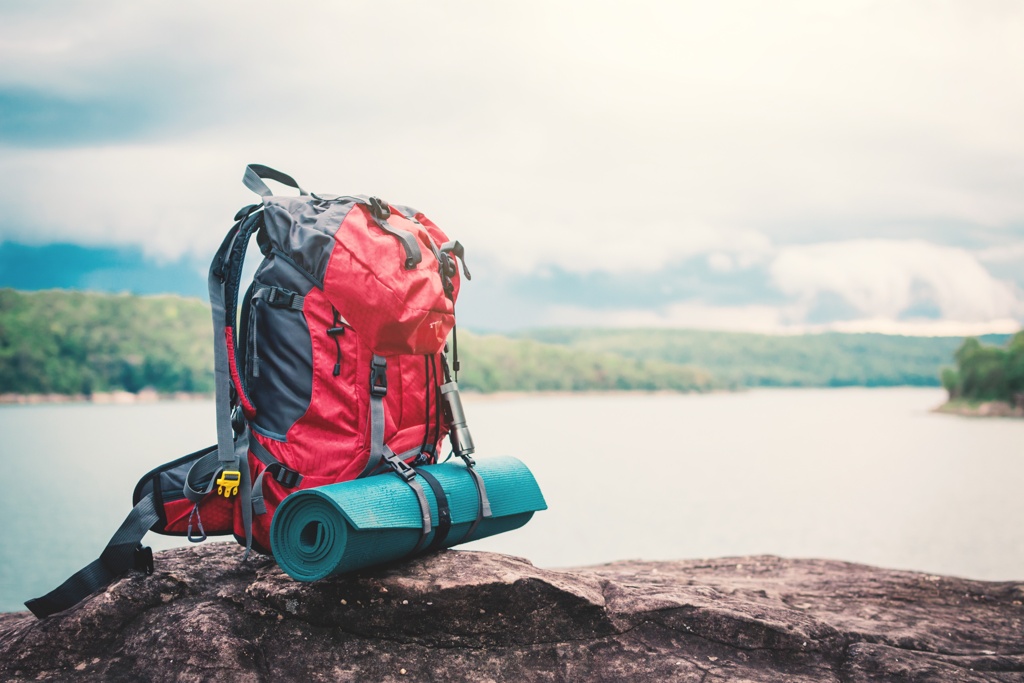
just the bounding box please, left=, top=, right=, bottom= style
left=25, top=494, right=159, bottom=618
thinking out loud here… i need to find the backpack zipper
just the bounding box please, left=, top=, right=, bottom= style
left=250, top=299, right=261, bottom=378
left=327, top=306, right=345, bottom=376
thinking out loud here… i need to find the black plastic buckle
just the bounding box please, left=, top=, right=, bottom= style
left=267, top=288, right=299, bottom=309
left=273, top=465, right=302, bottom=489
left=327, top=326, right=346, bottom=337
left=134, top=545, right=154, bottom=575
left=368, top=196, right=391, bottom=221
left=231, top=404, right=246, bottom=435
left=370, top=358, right=388, bottom=397
left=385, top=454, right=417, bottom=482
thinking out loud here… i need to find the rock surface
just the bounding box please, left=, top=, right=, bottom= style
left=2, top=544, right=1023, bottom=682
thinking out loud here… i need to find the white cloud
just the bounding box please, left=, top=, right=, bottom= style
left=0, top=144, right=246, bottom=260
left=976, top=242, right=1024, bottom=264
left=1, top=1, right=1023, bottom=260
left=540, top=302, right=793, bottom=333
left=770, top=240, right=1022, bottom=323
left=476, top=214, right=773, bottom=274
left=525, top=239, right=1024, bottom=334
left=539, top=303, right=1020, bottom=337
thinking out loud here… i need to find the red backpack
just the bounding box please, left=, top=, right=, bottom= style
left=27, top=165, right=485, bottom=618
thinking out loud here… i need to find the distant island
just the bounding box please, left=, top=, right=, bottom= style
left=0, top=288, right=1017, bottom=404
left=936, top=333, right=1024, bottom=418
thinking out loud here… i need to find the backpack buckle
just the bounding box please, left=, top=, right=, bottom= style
left=370, top=357, right=388, bottom=397
left=266, top=287, right=302, bottom=309
left=384, top=453, right=417, bottom=482
left=216, top=470, right=241, bottom=498
left=134, top=545, right=154, bottom=575
left=273, top=465, right=302, bottom=489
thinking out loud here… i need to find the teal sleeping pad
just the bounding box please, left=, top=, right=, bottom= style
left=270, top=456, right=547, bottom=581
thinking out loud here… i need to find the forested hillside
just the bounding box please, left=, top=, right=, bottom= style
left=0, top=289, right=213, bottom=395
left=456, top=332, right=714, bottom=393
left=518, top=328, right=1012, bottom=388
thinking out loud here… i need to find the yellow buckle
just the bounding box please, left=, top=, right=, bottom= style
left=216, top=470, right=241, bottom=498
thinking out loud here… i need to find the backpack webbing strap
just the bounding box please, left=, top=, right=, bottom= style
left=181, top=429, right=254, bottom=557
left=460, top=458, right=493, bottom=543
left=358, top=356, right=433, bottom=547
left=250, top=432, right=303, bottom=516
left=366, top=197, right=423, bottom=270
left=237, top=435, right=254, bottom=559
left=243, top=164, right=308, bottom=198
left=25, top=493, right=159, bottom=619
left=380, top=447, right=433, bottom=553
left=360, top=355, right=390, bottom=478
left=183, top=450, right=224, bottom=504
left=414, top=469, right=451, bottom=555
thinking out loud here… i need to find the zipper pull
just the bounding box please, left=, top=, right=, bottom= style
left=328, top=307, right=345, bottom=377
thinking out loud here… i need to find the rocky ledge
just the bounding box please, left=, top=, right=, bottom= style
left=1, top=544, right=1023, bottom=682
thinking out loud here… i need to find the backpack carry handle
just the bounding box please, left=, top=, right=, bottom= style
left=244, top=164, right=309, bottom=197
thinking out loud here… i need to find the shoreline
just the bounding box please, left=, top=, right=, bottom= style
left=0, top=390, right=214, bottom=406
left=933, top=399, right=1024, bottom=418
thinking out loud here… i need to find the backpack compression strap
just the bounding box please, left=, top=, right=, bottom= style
left=25, top=494, right=158, bottom=619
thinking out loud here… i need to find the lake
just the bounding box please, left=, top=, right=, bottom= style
left=2, top=388, right=1023, bottom=613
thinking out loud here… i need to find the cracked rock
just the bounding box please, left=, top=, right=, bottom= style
left=1, top=543, right=1023, bottom=681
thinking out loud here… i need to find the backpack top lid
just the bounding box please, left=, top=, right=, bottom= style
left=248, top=165, right=466, bottom=357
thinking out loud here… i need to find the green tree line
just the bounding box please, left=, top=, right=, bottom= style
left=0, top=289, right=214, bottom=395
left=517, top=328, right=1012, bottom=388
left=941, top=332, right=1024, bottom=403
left=455, top=332, right=714, bottom=393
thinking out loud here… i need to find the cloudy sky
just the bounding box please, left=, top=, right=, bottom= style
left=1, top=0, right=1022, bottom=334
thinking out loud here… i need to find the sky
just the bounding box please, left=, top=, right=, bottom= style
left=1, top=0, right=1023, bottom=334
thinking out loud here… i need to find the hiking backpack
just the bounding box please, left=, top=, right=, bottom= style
left=27, top=164, right=487, bottom=618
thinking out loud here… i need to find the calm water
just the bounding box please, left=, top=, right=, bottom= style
left=2, top=388, right=1023, bottom=612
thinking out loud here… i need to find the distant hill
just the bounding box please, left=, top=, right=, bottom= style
left=0, top=289, right=213, bottom=395
left=456, top=332, right=714, bottom=393
left=514, top=328, right=1013, bottom=388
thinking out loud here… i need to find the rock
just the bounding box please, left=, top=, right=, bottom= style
left=1, top=544, right=1023, bottom=681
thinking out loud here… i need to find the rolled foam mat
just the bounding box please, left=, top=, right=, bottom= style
left=270, top=455, right=547, bottom=581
